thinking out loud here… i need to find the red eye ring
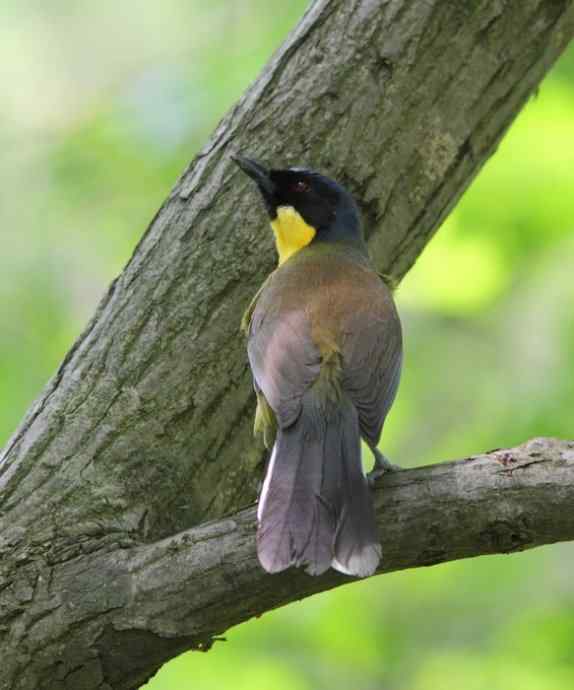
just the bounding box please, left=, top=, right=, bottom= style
left=292, top=180, right=310, bottom=193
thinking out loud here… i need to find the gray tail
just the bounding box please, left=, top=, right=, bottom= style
left=257, top=392, right=381, bottom=577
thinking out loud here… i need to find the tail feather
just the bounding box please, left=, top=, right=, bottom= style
left=331, top=422, right=381, bottom=576
left=257, top=397, right=336, bottom=575
left=256, top=393, right=380, bottom=577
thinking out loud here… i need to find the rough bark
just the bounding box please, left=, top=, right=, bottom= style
left=3, top=438, right=574, bottom=689
left=0, top=0, right=573, bottom=688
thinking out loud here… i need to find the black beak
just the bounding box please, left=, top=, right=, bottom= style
left=232, top=153, right=276, bottom=198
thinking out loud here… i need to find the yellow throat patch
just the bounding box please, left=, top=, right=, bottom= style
left=270, top=206, right=316, bottom=265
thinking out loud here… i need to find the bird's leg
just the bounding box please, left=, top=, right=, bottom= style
left=367, top=447, right=401, bottom=486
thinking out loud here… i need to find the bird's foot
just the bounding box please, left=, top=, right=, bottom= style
left=367, top=448, right=401, bottom=487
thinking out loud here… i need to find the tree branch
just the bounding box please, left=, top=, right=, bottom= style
left=7, top=438, right=574, bottom=689
left=1, top=0, right=573, bottom=687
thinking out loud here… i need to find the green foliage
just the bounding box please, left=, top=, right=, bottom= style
left=1, top=3, right=573, bottom=689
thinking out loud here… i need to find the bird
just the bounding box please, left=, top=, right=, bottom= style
left=233, top=154, right=402, bottom=578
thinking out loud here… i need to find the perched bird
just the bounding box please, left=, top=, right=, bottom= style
left=233, top=154, right=402, bottom=578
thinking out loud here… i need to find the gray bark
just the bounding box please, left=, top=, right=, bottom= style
left=1, top=0, right=573, bottom=688
left=3, top=438, right=574, bottom=689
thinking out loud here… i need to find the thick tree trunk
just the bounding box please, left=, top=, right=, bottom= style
left=1, top=1, right=572, bottom=688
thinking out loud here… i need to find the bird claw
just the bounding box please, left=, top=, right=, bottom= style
left=367, top=449, right=400, bottom=487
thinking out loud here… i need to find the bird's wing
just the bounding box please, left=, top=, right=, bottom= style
left=340, top=284, right=403, bottom=447
left=247, top=293, right=321, bottom=430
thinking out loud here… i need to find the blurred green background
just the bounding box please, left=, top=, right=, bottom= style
left=1, top=2, right=573, bottom=689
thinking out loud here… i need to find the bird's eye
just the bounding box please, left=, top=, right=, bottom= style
left=291, top=180, right=310, bottom=193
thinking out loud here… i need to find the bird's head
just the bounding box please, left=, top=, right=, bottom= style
left=232, top=154, right=364, bottom=265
